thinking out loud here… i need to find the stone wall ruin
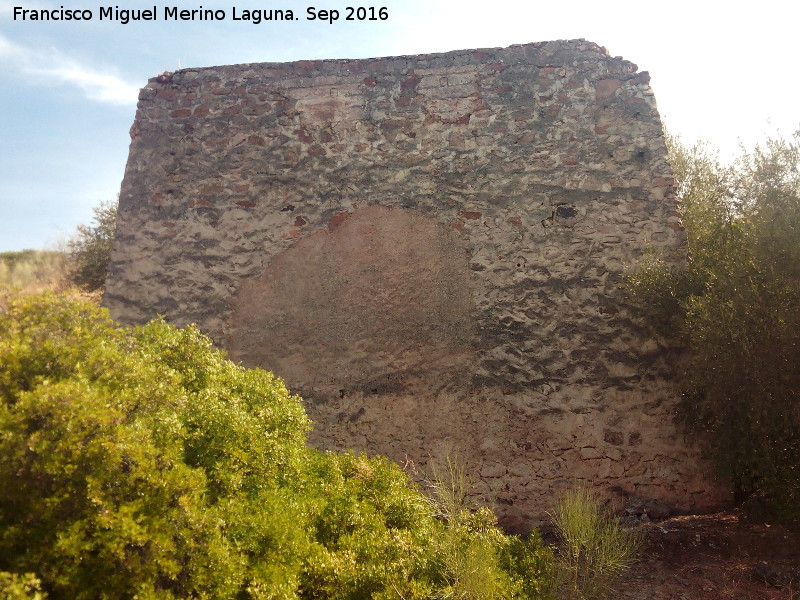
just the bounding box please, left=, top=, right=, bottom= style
left=104, top=39, right=723, bottom=530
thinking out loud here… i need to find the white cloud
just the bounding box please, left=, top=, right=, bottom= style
left=0, top=32, right=22, bottom=58
left=0, top=32, right=139, bottom=105
left=29, top=61, right=140, bottom=105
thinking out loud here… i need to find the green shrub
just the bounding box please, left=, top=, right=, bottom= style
left=501, top=533, right=558, bottom=600
left=624, top=252, right=700, bottom=334
left=67, top=199, right=117, bottom=291
left=0, top=292, right=556, bottom=599
left=0, top=293, right=311, bottom=599
left=627, top=130, right=800, bottom=525
left=0, top=573, right=47, bottom=600
left=426, top=456, right=557, bottom=600
left=551, top=487, right=640, bottom=600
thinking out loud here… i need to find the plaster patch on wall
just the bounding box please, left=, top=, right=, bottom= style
left=229, top=205, right=477, bottom=401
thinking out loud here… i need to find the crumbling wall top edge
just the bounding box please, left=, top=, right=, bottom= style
left=143, top=38, right=637, bottom=89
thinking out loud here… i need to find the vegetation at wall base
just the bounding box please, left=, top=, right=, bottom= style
left=551, top=487, right=640, bottom=600
left=627, top=129, right=800, bottom=526
left=425, top=455, right=558, bottom=600
left=0, top=292, right=556, bottom=599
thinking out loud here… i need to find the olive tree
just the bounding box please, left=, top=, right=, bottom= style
left=628, top=130, right=800, bottom=524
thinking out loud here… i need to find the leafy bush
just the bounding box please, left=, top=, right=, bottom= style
left=627, top=130, right=800, bottom=524
left=502, top=533, right=558, bottom=600
left=0, top=573, right=47, bottom=600
left=0, top=293, right=312, bottom=599
left=0, top=293, right=556, bottom=599
left=426, top=456, right=557, bottom=600
left=66, top=200, right=117, bottom=291
left=551, top=487, right=640, bottom=600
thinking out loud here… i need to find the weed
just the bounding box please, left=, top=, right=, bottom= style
left=552, top=486, right=641, bottom=600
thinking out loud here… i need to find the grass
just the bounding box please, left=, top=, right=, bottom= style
left=426, top=456, right=525, bottom=600
left=0, top=250, right=100, bottom=309
left=552, top=486, right=641, bottom=600
left=0, top=250, right=70, bottom=294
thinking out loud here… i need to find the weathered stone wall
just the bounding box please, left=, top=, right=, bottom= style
left=105, top=39, right=723, bottom=530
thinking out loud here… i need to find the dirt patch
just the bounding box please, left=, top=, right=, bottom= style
left=616, top=511, right=799, bottom=600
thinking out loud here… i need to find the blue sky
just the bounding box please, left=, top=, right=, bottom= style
left=1, top=0, right=797, bottom=251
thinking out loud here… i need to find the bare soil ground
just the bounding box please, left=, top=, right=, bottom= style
left=615, top=511, right=799, bottom=600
